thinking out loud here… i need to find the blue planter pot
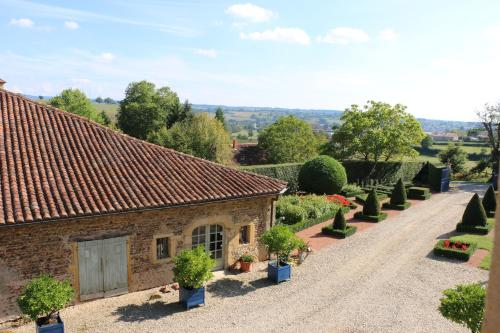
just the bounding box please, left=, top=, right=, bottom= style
left=179, top=286, right=205, bottom=310
left=36, top=314, right=64, bottom=333
left=268, top=260, right=291, bottom=283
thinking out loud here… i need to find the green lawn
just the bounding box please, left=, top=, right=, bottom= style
left=450, top=218, right=495, bottom=270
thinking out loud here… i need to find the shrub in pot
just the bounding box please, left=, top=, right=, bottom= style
left=354, top=189, right=388, bottom=222
left=17, top=274, right=74, bottom=333
left=322, top=209, right=357, bottom=238
left=173, top=246, right=215, bottom=309
left=382, top=178, right=411, bottom=210
left=456, top=193, right=492, bottom=235
left=260, top=225, right=302, bottom=283
left=482, top=184, right=496, bottom=217
left=298, top=155, right=347, bottom=194
left=239, top=253, right=255, bottom=272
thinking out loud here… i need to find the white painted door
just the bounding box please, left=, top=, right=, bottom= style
left=192, top=225, right=224, bottom=270
left=78, top=237, right=128, bottom=300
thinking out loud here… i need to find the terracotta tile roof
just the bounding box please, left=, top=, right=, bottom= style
left=0, top=89, right=286, bottom=225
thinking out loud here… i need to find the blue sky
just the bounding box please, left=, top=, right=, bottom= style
left=1, top=0, right=500, bottom=121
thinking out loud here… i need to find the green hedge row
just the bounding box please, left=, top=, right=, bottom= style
left=240, top=163, right=302, bottom=193
left=285, top=209, right=346, bottom=233
left=321, top=225, right=357, bottom=238
left=433, top=240, right=477, bottom=261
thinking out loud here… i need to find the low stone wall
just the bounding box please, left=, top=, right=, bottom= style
left=0, top=195, right=275, bottom=322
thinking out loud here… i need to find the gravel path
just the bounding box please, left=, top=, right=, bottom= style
left=11, top=183, right=490, bottom=333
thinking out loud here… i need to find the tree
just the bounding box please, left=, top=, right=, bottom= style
left=166, top=99, right=193, bottom=129
left=258, top=115, right=318, bottom=163
left=117, top=81, right=180, bottom=140
left=439, top=143, right=467, bottom=174
left=298, top=155, right=347, bottom=194
left=439, top=283, right=486, bottom=333
left=421, top=135, right=433, bottom=150
left=148, top=113, right=232, bottom=164
left=49, top=89, right=106, bottom=125
left=323, top=101, right=425, bottom=162
left=104, top=97, right=116, bottom=104
left=95, top=96, right=103, bottom=104
left=215, top=107, right=225, bottom=125
left=260, top=225, right=302, bottom=263
left=172, top=246, right=215, bottom=289
left=38, top=96, right=44, bottom=100
left=477, top=103, right=500, bottom=169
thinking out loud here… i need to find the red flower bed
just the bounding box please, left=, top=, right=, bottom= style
left=326, top=194, right=351, bottom=206
left=443, top=240, right=469, bottom=251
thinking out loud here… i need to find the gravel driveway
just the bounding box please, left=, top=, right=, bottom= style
left=11, top=183, right=490, bottom=333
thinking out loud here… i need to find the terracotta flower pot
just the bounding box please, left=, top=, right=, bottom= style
left=240, top=260, right=252, bottom=272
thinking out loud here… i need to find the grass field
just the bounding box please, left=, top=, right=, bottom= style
left=94, top=103, right=119, bottom=122
left=412, top=142, right=488, bottom=169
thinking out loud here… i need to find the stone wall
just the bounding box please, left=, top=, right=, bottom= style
left=0, top=195, right=276, bottom=322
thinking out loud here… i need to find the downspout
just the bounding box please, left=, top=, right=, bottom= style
left=269, top=187, right=288, bottom=228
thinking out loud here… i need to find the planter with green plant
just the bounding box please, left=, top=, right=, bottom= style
left=322, top=209, right=357, bottom=238
left=17, top=274, right=74, bottom=333
left=354, top=189, right=388, bottom=222
left=456, top=193, right=493, bottom=235
left=482, top=184, right=496, bottom=217
left=260, top=225, right=302, bottom=283
left=173, top=246, right=215, bottom=309
left=239, top=253, right=255, bottom=272
left=382, top=178, right=411, bottom=210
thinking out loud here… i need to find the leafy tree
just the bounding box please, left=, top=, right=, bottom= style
left=104, top=97, right=116, bottom=104
left=421, top=135, right=433, bottom=150
left=117, top=81, right=180, bottom=140
left=49, top=89, right=106, bottom=124
left=38, top=95, right=44, bottom=100
left=17, top=274, right=74, bottom=322
left=148, top=113, right=231, bottom=164
left=324, top=101, right=425, bottom=162
left=258, top=115, right=318, bottom=163
left=215, top=107, right=225, bottom=125
left=260, top=225, right=302, bottom=263
left=439, top=143, right=468, bottom=174
left=477, top=103, right=500, bottom=169
left=439, top=283, right=486, bottom=333
left=166, top=99, right=193, bottom=129
left=173, top=246, right=215, bottom=289
left=99, top=111, right=111, bottom=126
left=95, top=96, right=103, bottom=103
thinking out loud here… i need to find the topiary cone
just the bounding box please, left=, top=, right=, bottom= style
left=462, top=193, right=487, bottom=226
left=482, top=184, right=496, bottom=213
left=333, top=209, right=347, bottom=230
left=363, top=189, right=380, bottom=216
left=390, top=178, right=407, bottom=205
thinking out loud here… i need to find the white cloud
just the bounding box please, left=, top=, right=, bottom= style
left=97, top=52, right=116, bottom=63
left=240, top=27, right=310, bottom=45
left=379, top=28, right=398, bottom=41
left=193, top=49, right=217, bottom=58
left=484, top=25, right=500, bottom=42
left=225, top=3, right=273, bottom=22
left=317, top=27, right=369, bottom=44
left=64, top=21, right=79, bottom=30
left=9, top=18, right=34, bottom=28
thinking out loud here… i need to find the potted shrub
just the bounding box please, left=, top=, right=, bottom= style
left=17, top=274, right=74, bottom=333
left=382, top=178, right=411, bottom=210
left=354, top=189, right=388, bottom=222
left=173, top=246, right=215, bottom=309
left=322, top=209, right=357, bottom=238
left=239, top=253, right=255, bottom=272
left=482, top=184, right=496, bottom=217
left=456, top=193, right=493, bottom=235
left=260, top=225, right=302, bottom=283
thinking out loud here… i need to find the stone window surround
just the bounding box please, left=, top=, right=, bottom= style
left=151, top=233, right=177, bottom=264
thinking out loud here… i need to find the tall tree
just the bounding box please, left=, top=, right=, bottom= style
left=117, top=81, right=180, bottom=139
left=258, top=115, right=318, bottom=163
left=49, top=89, right=106, bottom=124
left=95, top=96, right=103, bottom=103
left=439, top=143, right=467, bottom=174
left=104, top=97, right=116, bottom=104
left=148, top=113, right=232, bottom=164
left=166, top=99, right=193, bottom=128
left=477, top=103, right=500, bottom=170
left=323, top=101, right=425, bottom=162
left=421, top=135, right=433, bottom=150
left=215, top=107, right=225, bottom=124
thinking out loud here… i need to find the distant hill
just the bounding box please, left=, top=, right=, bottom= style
left=22, top=94, right=480, bottom=132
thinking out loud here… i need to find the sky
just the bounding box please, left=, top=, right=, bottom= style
left=1, top=0, right=500, bottom=121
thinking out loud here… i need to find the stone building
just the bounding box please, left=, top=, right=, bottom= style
left=0, top=87, right=286, bottom=321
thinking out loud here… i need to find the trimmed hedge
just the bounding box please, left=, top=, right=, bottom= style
left=363, top=189, right=381, bottom=216
left=298, top=156, right=347, bottom=194
left=456, top=223, right=492, bottom=235
left=321, top=225, right=357, bottom=238
left=355, top=192, right=388, bottom=205
left=286, top=209, right=345, bottom=233
left=280, top=205, right=307, bottom=225
left=433, top=240, right=477, bottom=261
left=382, top=202, right=411, bottom=210
left=462, top=193, right=488, bottom=227
left=240, top=163, right=302, bottom=193
left=342, top=160, right=426, bottom=184
left=390, top=179, right=407, bottom=205
left=408, top=187, right=431, bottom=200
left=482, top=185, right=496, bottom=217
left=353, top=211, right=388, bottom=222
left=332, top=209, right=347, bottom=230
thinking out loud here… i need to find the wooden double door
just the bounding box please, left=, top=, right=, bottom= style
left=78, top=236, right=128, bottom=301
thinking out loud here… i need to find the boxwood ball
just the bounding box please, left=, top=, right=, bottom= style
left=298, top=155, right=347, bottom=194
